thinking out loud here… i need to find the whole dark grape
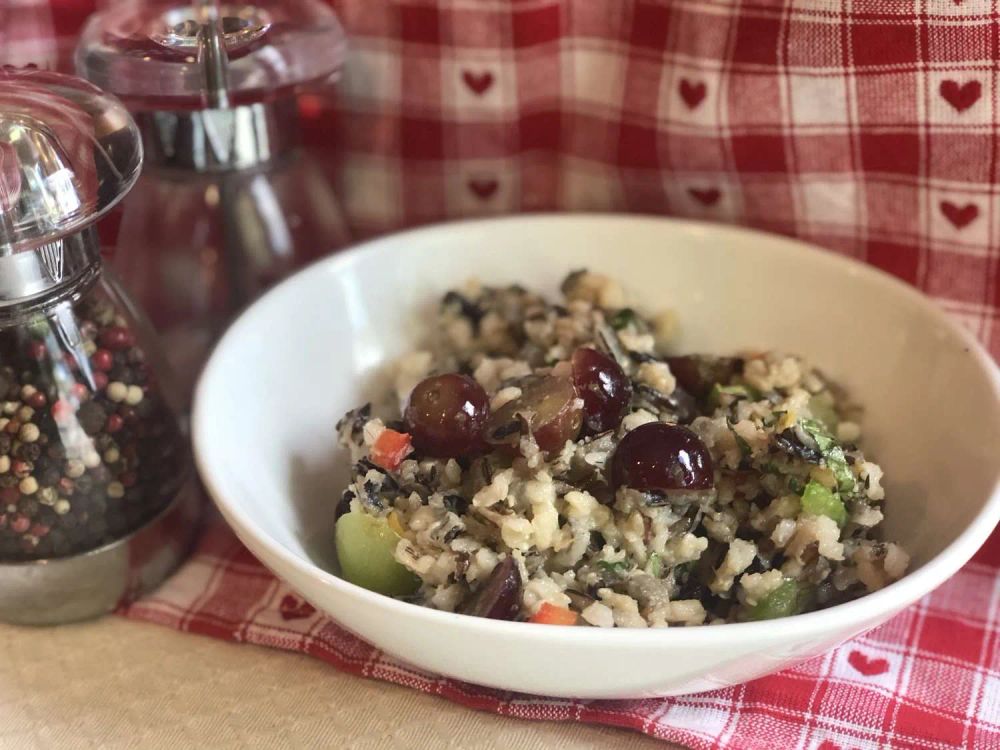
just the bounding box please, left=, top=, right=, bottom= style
left=571, top=347, right=632, bottom=435
left=405, top=373, right=490, bottom=458
left=609, top=422, right=715, bottom=492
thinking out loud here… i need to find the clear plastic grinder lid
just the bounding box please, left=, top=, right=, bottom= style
left=75, top=0, right=347, bottom=108
left=0, top=68, right=141, bottom=253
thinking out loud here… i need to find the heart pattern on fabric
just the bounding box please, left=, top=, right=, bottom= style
left=279, top=594, right=316, bottom=621
left=939, top=80, right=981, bottom=112
left=468, top=178, right=498, bottom=200
left=462, top=70, right=494, bottom=95
left=689, top=187, right=721, bottom=206
left=679, top=79, right=706, bottom=109
left=847, top=650, right=890, bottom=676
left=940, top=200, right=979, bottom=229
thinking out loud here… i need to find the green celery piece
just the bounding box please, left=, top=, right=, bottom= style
left=749, top=579, right=814, bottom=620
left=800, top=480, right=847, bottom=527
left=800, top=419, right=855, bottom=492
left=335, top=511, right=420, bottom=596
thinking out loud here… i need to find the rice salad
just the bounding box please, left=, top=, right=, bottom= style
left=332, top=271, right=908, bottom=628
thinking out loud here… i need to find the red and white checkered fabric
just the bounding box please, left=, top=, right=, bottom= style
left=6, top=2, right=1000, bottom=747
left=13, top=1, right=1000, bottom=359
left=313, top=0, right=1000, bottom=361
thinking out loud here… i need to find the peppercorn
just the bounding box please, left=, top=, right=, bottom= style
left=50, top=399, right=72, bottom=424
left=38, top=467, right=60, bottom=487
left=0, top=298, right=186, bottom=562
left=14, top=443, right=40, bottom=462
left=105, top=413, right=124, bottom=433
left=11, top=515, right=30, bottom=533
left=107, top=381, right=128, bottom=403
left=76, top=401, right=107, bottom=436
left=91, top=349, right=113, bottom=372
left=99, top=326, right=134, bottom=351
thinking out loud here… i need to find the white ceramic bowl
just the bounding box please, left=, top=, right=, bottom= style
left=193, top=215, right=1000, bottom=698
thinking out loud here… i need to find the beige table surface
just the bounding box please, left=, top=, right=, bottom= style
left=0, top=617, right=680, bottom=749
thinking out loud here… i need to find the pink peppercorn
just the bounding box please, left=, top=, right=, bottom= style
left=10, top=514, right=30, bottom=534
left=26, top=390, right=47, bottom=409
left=105, top=413, right=124, bottom=433
left=92, top=371, right=109, bottom=390
left=91, top=348, right=113, bottom=371
left=51, top=399, right=72, bottom=423
left=99, top=326, right=134, bottom=351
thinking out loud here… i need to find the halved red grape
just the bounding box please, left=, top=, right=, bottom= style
left=571, top=347, right=632, bottom=435
left=609, top=422, right=714, bottom=492
left=405, top=373, right=490, bottom=458
left=459, top=556, right=522, bottom=620
left=486, top=375, right=583, bottom=453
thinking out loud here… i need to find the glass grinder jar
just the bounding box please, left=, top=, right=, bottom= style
left=76, top=1, right=349, bottom=399
left=0, top=68, right=197, bottom=625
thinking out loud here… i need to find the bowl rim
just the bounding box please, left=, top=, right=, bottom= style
left=193, top=213, right=1000, bottom=644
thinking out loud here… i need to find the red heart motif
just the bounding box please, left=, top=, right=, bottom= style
left=279, top=594, right=316, bottom=621
left=679, top=79, right=706, bottom=109
left=847, top=650, right=889, bottom=676
left=689, top=187, right=721, bottom=206
left=940, top=200, right=979, bottom=229
left=939, top=80, right=981, bottom=112
left=468, top=178, right=498, bottom=200
left=818, top=742, right=841, bottom=750
left=462, top=70, right=494, bottom=96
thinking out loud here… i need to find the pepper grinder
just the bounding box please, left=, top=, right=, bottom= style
left=75, top=0, right=349, bottom=399
left=0, top=68, right=198, bottom=624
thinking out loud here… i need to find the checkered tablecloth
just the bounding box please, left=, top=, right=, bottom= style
left=4, top=2, right=999, bottom=748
